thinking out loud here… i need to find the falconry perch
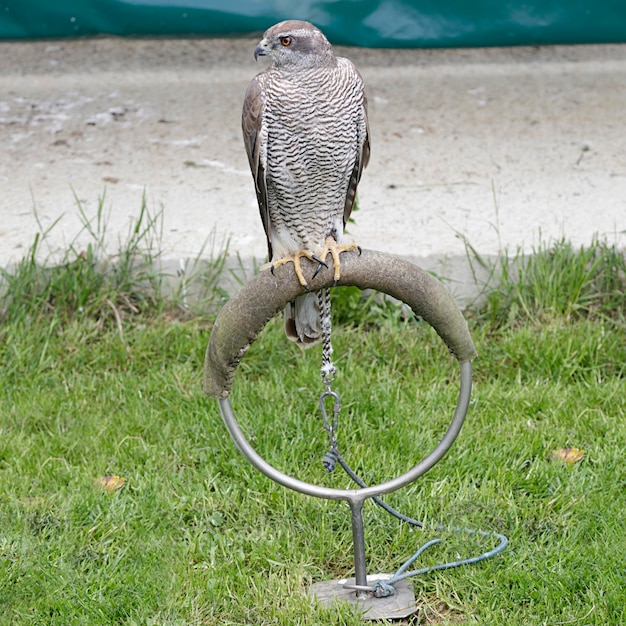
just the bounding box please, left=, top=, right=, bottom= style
left=242, top=20, right=370, bottom=346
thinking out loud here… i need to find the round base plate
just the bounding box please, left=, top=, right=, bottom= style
left=309, top=573, right=417, bottom=621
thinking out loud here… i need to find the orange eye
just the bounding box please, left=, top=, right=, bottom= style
left=280, top=36, right=292, bottom=47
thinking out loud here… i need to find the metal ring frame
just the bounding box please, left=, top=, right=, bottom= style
left=217, top=359, right=471, bottom=505
left=204, top=249, right=477, bottom=595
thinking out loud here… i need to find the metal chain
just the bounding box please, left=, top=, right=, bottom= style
left=318, top=287, right=335, bottom=388
left=317, top=288, right=341, bottom=472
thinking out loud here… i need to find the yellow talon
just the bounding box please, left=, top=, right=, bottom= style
left=271, top=250, right=321, bottom=289
left=270, top=238, right=359, bottom=287
left=320, top=236, right=360, bottom=283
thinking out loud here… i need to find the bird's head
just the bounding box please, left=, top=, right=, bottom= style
left=254, top=20, right=334, bottom=69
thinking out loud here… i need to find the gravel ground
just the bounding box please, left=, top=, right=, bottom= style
left=1, top=37, right=625, bottom=302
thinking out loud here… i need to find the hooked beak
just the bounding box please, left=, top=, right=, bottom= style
left=254, top=39, right=269, bottom=61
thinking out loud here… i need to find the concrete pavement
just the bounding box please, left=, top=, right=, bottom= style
left=1, top=37, right=624, bottom=303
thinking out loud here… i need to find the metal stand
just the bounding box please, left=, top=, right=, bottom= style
left=204, top=250, right=478, bottom=620
left=216, top=361, right=471, bottom=620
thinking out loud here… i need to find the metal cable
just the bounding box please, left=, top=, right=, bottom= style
left=318, top=294, right=508, bottom=597
left=334, top=443, right=509, bottom=596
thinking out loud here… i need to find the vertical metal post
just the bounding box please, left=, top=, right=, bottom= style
left=349, top=498, right=369, bottom=596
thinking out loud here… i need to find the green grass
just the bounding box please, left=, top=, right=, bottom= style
left=0, top=212, right=625, bottom=624
left=461, top=234, right=625, bottom=328
left=0, top=193, right=231, bottom=327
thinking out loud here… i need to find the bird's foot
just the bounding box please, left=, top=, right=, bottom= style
left=271, top=250, right=327, bottom=290
left=320, top=237, right=360, bottom=284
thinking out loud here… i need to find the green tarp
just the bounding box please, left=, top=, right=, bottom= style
left=1, top=0, right=625, bottom=47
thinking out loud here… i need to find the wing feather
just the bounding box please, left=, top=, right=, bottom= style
left=343, top=88, right=371, bottom=227
left=242, top=75, right=272, bottom=259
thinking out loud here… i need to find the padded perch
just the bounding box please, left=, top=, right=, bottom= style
left=203, top=248, right=477, bottom=398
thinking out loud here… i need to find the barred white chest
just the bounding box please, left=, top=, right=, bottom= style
left=260, top=58, right=365, bottom=257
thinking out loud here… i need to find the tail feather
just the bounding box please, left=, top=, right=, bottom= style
left=284, top=291, right=322, bottom=347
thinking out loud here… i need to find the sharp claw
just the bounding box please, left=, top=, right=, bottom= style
left=311, top=254, right=329, bottom=279
left=312, top=262, right=327, bottom=279
left=357, top=245, right=362, bottom=256
left=311, top=255, right=328, bottom=268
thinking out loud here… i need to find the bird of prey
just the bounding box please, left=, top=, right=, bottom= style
left=242, top=20, right=370, bottom=346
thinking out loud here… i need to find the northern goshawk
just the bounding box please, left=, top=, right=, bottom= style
left=242, top=20, right=370, bottom=345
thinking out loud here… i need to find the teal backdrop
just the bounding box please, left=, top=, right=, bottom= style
left=1, top=0, right=625, bottom=46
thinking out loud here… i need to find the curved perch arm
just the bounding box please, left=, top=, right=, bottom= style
left=203, top=248, right=477, bottom=399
